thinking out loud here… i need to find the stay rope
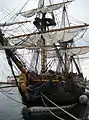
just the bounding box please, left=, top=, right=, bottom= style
left=0, top=89, right=22, bottom=104
left=41, top=93, right=80, bottom=120
left=41, top=95, right=65, bottom=120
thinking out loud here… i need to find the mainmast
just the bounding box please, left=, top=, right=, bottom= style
left=33, top=0, right=56, bottom=74
left=41, top=13, right=47, bottom=74
left=41, top=34, right=46, bottom=73
left=40, top=12, right=56, bottom=73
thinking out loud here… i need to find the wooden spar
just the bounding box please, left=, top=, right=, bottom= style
left=41, top=35, right=46, bottom=73
left=1, top=44, right=89, bottom=50
left=41, top=13, right=46, bottom=74
left=5, top=50, right=26, bottom=73
left=0, top=20, right=31, bottom=27
left=7, top=24, right=89, bottom=39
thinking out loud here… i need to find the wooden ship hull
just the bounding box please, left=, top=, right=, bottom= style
left=20, top=72, right=85, bottom=107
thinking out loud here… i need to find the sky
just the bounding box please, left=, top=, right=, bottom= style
left=0, top=0, right=89, bottom=81
left=0, top=0, right=89, bottom=23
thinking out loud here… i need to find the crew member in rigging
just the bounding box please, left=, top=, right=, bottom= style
left=33, top=13, right=56, bottom=30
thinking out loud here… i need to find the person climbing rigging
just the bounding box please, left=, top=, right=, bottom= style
left=33, top=16, right=56, bottom=30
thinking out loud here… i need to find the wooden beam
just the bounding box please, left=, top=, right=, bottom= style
left=7, top=24, right=89, bottom=39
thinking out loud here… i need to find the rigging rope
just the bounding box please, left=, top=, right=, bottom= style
left=0, top=86, right=14, bottom=93
left=5, top=53, right=26, bottom=102
left=19, top=0, right=30, bottom=13
left=41, top=95, right=65, bottom=120
left=0, top=88, right=22, bottom=104
left=41, top=93, right=80, bottom=120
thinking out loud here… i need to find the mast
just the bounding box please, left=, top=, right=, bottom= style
left=0, top=29, right=26, bottom=73
left=61, top=5, right=69, bottom=73
left=41, top=13, right=46, bottom=74
left=41, top=35, right=46, bottom=73
left=40, top=1, right=56, bottom=74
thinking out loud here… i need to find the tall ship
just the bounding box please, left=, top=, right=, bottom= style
left=0, top=0, right=89, bottom=118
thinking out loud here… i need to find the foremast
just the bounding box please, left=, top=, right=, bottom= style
left=0, top=29, right=26, bottom=74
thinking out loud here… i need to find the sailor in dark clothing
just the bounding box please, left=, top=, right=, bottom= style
left=33, top=18, right=41, bottom=29
left=33, top=17, right=56, bottom=30
left=45, top=18, right=56, bottom=26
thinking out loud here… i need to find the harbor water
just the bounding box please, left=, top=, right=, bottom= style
left=0, top=87, right=58, bottom=120
left=0, top=87, right=89, bottom=120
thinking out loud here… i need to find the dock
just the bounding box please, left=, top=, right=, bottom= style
left=0, top=81, right=16, bottom=84
left=0, top=81, right=16, bottom=89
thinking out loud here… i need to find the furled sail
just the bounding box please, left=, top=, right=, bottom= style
left=38, top=0, right=44, bottom=8
left=29, top=39, right=41, bottom=72
left=20, top=1, right=72, bottom=18
left=8, top=24, right=88, bottom=45
left=30, top=50, right=40, bottom=72
left=47, top=46, right=89, bottom=58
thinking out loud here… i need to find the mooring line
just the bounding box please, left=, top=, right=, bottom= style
left=41, top=93, right=81, bottom=120
left=41, top=95, right=65, bottom=120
